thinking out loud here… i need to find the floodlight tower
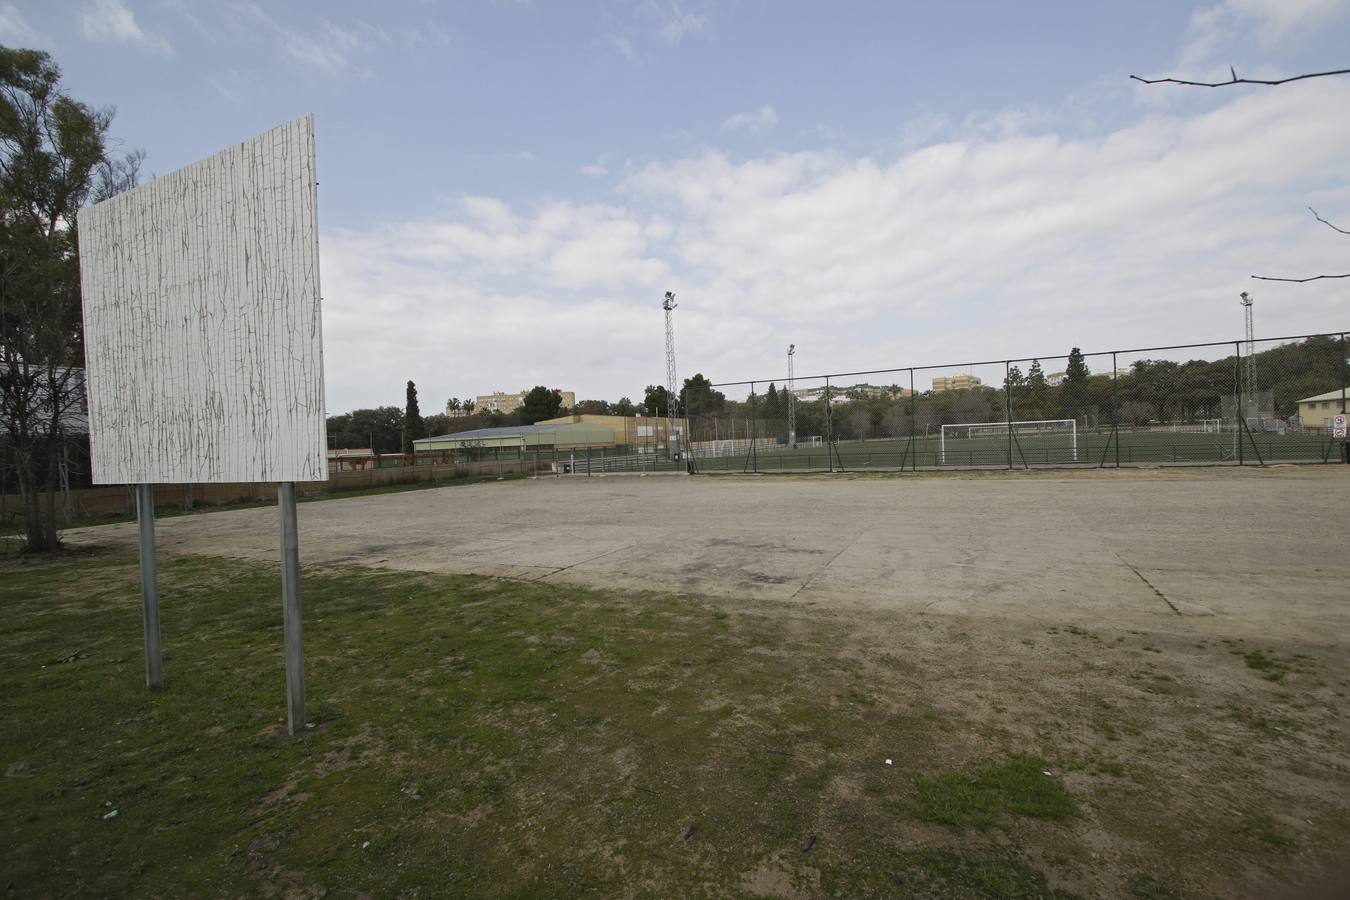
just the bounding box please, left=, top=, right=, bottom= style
left=1240, top=291, right=1256, bottom=419
left=787, top=344, right=797, bottom=449
left=663, top=291, right=679, bottom=460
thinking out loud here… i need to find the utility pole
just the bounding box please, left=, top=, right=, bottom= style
left=787, top=344, right=797, bottom=449
left=663, top=292, right=679, bottom=462
left=1240, top=291, right=1257, bottom=422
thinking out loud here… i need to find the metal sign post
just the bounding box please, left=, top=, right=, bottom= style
left=136, top=483, right=164, bottom=690
left=278, top=482, right=306, bottom=735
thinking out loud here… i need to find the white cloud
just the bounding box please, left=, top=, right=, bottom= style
left=1174, top=0, right=1350, bottom=73
left=606, top=32, right=638, bottom=62
left=229, top=3, right=374, bottom=76
left=581, top=162, right=610, bottom=177
left=208, top=68, right=248, bottom=104
left=0, top=3, right=43, bottom=44
left=318, top=81, right=1350, bottom=411
left=723, top=105, right=779, bottom=134
left=79, top=0, right=173, bottom=55
left=638, top=0, right=706, bottom=44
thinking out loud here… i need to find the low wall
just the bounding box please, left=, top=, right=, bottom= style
left=0, top=462, right=478, bottom=522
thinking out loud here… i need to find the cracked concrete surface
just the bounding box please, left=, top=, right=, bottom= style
left=62, top=466, right=1349, bottom=641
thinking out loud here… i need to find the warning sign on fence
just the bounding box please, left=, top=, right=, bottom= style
left=1335, top=414, right=1348, bottom=439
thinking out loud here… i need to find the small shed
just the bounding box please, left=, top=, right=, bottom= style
left=1295, top=389, right=1348, bottom=432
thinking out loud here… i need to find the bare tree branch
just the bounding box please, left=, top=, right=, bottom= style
left=1130, top=66, right=1350, bottom=88
left=1250, top=273, right=1350, bottom=283
left=1309, top=206, right=1350, bottom=235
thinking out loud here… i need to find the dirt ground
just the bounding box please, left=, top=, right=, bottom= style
left=63, top=465, right=1350, bottom=643
left=52, top=466, right=1350, bottom=896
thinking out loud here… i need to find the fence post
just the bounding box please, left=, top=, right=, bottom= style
left=1005, top=361, right=1013, bottom=470
left=825, top=376, right=834, bottom=472
left=1112, top=351, right=1120, bottom=468
left=909, top=368, right=918, bottom=471
left=1235, top=342, right=1244, bottom=466
left=1333, top=334, right=1344, bottom=469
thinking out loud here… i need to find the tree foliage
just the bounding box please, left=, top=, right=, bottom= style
left=518, top=385, right=563, bottom=424
left=327, top=407, right=403, bottom=453
left=642, top=384, right=670, bottom=416
left=402, top=380, right=424, bottom=454
left=681, top=373, right=725, bottom=418
left=0, top=47, right=140, bottom=551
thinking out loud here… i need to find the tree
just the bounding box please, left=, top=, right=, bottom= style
left=612, top=396, right=636, bottom=416
left=518, top=385, right=563, bottom=424
left=1023, top=360, right=1050, bottom=419
left=760, top=382, right=782, bottom=423
left=682, top=373, right=725, bottom=418
left=1062, top=347, right=1090, bottom=414
left=328, top=406, right=403, bottom=453
left=642, top=384, right=670, bottom=416
left=1, top=48, right=139, bottom=551
left=422, top=413, right=449, bottom=438
left=462, top=398, right=475, bottom=415
left=402, top=381, right=424, bottom=454
left=446, top=397, right=461, bottom=415
left=574, top=399, right=611, bottom=415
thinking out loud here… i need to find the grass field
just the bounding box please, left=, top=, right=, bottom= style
left=5, top=529, right=1350, bottom=897
left=692, top=430, right=1340, bottom=471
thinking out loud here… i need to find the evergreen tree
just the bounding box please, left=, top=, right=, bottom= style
left=1062, top=347, right=1090, bottom=414
left=518, top=385, right=563, bottom=424
left=403, top=381, right=424, bottom=453
left=681, top=373, right=725, bottom=417
left=761, top=382, right=782, bottom=422
left=642, top=385, right=670, bottom=416
left=1026, top=360, right=1050, bottom=419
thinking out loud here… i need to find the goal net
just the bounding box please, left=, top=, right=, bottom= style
left=940, top=419, right=1078, bottom=464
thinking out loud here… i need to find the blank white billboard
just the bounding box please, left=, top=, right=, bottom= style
left=78, top=115, right=327, bottom=484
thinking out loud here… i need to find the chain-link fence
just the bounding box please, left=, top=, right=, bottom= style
left=684, top=332, right=1349, bottom=473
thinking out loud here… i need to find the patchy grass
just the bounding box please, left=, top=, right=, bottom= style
left=895, top=848, right=1079, bottom=899
left=1242, top=650, right=1291, bottom=683
left=913, top=755, right=1077, bottom=830
left=2, top=550, right=1348, bottom=897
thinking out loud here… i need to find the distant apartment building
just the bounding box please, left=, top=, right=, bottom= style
left=1046, top=372, right=1067, bottom=387
left=930, top=374, right=983, bottom=392
left=473, top=389, right=577, bottom=415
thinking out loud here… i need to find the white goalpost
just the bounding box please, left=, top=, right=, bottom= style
left=940, top=419, right=1078, bottom=464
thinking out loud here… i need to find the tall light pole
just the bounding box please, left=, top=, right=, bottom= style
left=1240, top=291, right=1256, bottom=421
left=787, top=344, right=797, bottom=449
left=663, top=292, right=679, bottom=461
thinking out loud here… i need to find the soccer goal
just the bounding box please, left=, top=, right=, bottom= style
left=940, top=419, right=1077, bottom=464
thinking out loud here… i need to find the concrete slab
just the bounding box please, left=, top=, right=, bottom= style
left=62, top=466, right=1350, bottom=641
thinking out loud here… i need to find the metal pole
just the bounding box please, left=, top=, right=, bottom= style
left=1005, top=361, right=1013, bottom=470
left=1341, top=332, right=1348, bottom=464
left=825, top=377, right=834, bottom=472
left=1112, top=351, right=1120, bottom=469
left=278, top=482, right=305, bottom=737
left=909, top=369, right=917, bottom=470
left=1235, top=342, right=1244, bottom=466
left=136, top=483, right=164, bottom=690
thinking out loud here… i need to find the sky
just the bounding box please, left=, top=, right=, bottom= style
left=5, top=0, right=1350, bottom=412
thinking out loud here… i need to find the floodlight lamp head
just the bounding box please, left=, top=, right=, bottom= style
left=663, top=291, right=677, bottom=310
left=1240, top=291, right=1252, bottom=306
left=788, top=344, right=795, bottom=355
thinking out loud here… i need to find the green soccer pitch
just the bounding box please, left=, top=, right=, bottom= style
left=691, top=428, right=1339, bottom=471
